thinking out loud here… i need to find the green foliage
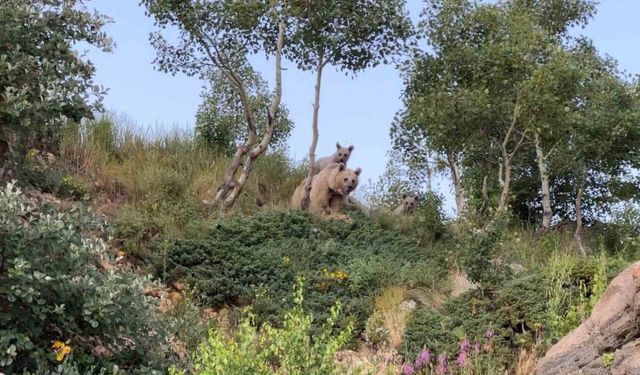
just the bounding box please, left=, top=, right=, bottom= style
left=0, top=0, right=112, bottom=164
left=0, top=182, right=201, bottom=373
left=457, top=215, right=511, bottom=287
left=195, top=68, right=293, bottom=156
left=283, top=0, right=414, bottom=72
left=170, top=278, right=353, bottom=375
left=391, top=0, right=640, bottom=225
left=545, top=252, right=611, bottom=342
left=402, top=241, right=624, bottom=372
left=161, top=211, right=449, bottom=335
left=402, top=271, right=546, bottom=369
left=17, top=149, right=87, bottom=200
left=402, top=308, right=458, bottom=358
left=601, top=352, right=615, bottom=368
left=59, top=114, right=304, bottom=255
left=369, top=192, right=448, bottom=246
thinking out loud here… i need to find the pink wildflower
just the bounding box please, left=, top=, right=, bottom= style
left=436, top=353, right=448, bottom=374
left=460, top=339, right=470, bottom=352
left=456, top=350, right=467, bottom=367
left=415, top=349, right=431, bottom=369
left=402, top=363, right=415, bottom=375
left=485, top=326, right=494, bottom=339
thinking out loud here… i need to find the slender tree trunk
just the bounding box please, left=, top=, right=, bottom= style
left=479, top=175, right=489, bottom=215
left=573, top=179, right=586, bottom=256
left=497, top=149, right=512, bottom=212
left=426, top=150, right=433, bottom=192
left=301, top=53, right=325, bottom=210
left=446, top=151, right=466, bottom=218
left=214, top=22, right=285, bottom=210
left=497, top=101, right=525, bottom=213
left=534, top=133, right=553, bottom=230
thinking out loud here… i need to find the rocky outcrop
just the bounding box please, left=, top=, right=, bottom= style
left=536, top=262, right=640, bottom=375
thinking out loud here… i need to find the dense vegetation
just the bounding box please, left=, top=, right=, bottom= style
left=1, top=0, right=639, bottom=374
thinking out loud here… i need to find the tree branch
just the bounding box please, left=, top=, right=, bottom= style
left=250, top=21, right=285, bottom=159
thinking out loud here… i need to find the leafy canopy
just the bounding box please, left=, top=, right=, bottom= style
left=0, top=0, right=112, bottom=155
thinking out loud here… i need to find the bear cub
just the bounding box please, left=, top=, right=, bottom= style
left=312, top=143, right=354, bottom=175
left=393, top=194, right=419, bottom=216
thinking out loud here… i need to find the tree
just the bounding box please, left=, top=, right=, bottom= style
left=195, top=67, right=293, bottom=156
left=141, top=0, right=286, bottom=210
left=393, top=0, right=604, bottom=223
left=0, top=0, right=113, bottom=178
left=286, top=0, right=414, bottom=210
left=562, top=44, right=640, bottom=253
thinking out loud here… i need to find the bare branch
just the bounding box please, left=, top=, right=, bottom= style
left=250, top=21, right=285, bottom=159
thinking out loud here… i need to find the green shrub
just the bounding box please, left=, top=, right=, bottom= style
left=16, top=149, right=87, bottom=199
left=161, top=211, right=449, bottom=336
left=170, top=278, right=353, bottom=375
left=545, top=251, right=614, bottom=343
left=369, top=192, right=448, bottom=245
left=0, top=182, right=199, bottom=373
left=457, top=215, right=511, bottom=287
left=401, top=270, right=549, bottom=367
left=402, top=248, right=626, bottom=371
left=113, top=196, right=209, bottom=257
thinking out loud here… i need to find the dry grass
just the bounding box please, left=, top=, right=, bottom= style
left=374, top=285, right=411, bottom=350
left=59, top=114, right=304, bottom=215
left=514, top=345, right=540, bottom=375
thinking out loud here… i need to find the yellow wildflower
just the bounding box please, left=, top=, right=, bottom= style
left=118, top=250, right=125, bottom=258
left=52, top=340, right=71, bottom=362
left=282, top=256, right=291, bottom=264
left=323, top=269, right=348, bottom=281
left=27, top=148, right=37, bottom=158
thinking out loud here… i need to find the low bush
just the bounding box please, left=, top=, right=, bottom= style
left=170, top=278, right=353, bottom=375
left=161, top=211, right=450, bottom=336
left=456, top=214, right=512, bottom=287
left=402, top=248, right=627, bottom=373
left=0, top=182, right=202, bottom=374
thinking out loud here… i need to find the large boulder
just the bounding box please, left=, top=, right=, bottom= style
left=536, top=262, right=640, bottom=375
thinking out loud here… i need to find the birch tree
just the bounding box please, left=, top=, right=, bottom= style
left=283, top=0, right=413, bottom=209
left=141, top=0, right=286, bottom=210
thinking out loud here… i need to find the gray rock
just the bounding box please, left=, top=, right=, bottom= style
left=399, top=299, right=417, bottom=313
left=536, top=262, right=640, bottom=375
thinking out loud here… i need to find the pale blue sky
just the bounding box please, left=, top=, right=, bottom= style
left=82, top=1, right=640, bottom=214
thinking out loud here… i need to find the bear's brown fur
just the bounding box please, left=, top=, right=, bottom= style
left=291, top=162, right=361, bottom=215
left=312, top=143, right=354, bottom=175
left=393, top=194, right=419, bottom=216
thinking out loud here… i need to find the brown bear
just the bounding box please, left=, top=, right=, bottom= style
left=312, top=143, right=354, bottom=175
left=291, top=162, right=361, bottom=214
left=393, top=194, right=419, bottom=216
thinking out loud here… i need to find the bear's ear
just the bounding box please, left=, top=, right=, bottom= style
left=348, top=145, right=354, bottom=152
left=336, top=142, right=342, bottom=149
left=338, top=163, right=346, bottom=171
left=354, top=167, right=362, bottom=176
left=402, top=193, right=408, bottom=200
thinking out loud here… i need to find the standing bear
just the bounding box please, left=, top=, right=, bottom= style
left=291, top=162, right=361, bottom=214
left=393, top=194, right=419, bottom=216
left=311, top=143, right=354, bottom=175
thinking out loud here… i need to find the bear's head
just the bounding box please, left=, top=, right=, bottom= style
left=330, top=163, right=361, bottom=196
left=400, top=194, right=419, bottom=214
left=335, top=142, right=354, bottom=164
